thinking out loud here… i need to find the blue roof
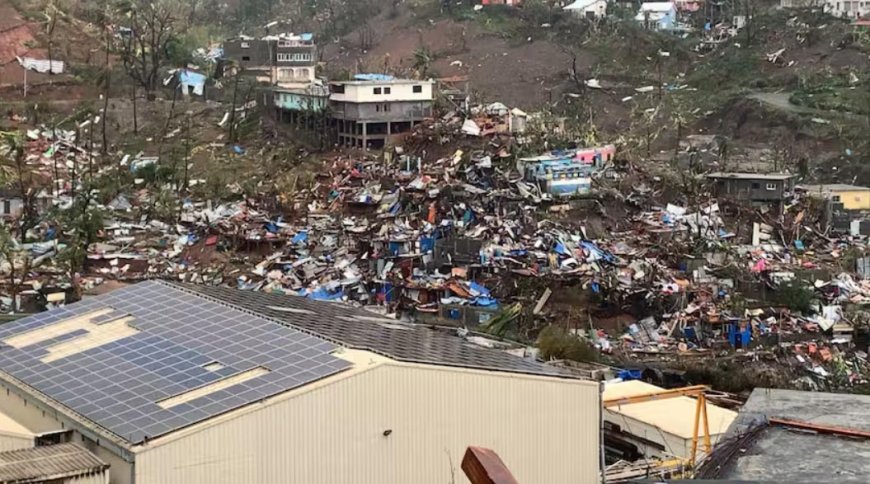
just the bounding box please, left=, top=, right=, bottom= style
left=178, top=69, right=206, bottom=86
left=0, top=281, right=350, bottom=444
left=353, top=73, right=395, bottom=82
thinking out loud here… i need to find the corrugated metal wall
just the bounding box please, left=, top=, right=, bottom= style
left=0, top=432, right=32, bottom=452
left=135, top=362, right=600, bottom=484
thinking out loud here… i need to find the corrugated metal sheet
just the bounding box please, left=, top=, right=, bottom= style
left=134, top=358, right=600, bottom=484
left=16, top=57, right=64, bottom=74
left=0, top=443, right=108, bottom=482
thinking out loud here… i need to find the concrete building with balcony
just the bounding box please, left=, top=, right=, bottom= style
left=222, top=34, right=316, bottom=89
left=329, top=76, right=435, bottom=150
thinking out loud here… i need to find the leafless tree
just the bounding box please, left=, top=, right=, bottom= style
left=44, top=0, right=60, bottom=78
left=118, top=1, right=177, bottom=99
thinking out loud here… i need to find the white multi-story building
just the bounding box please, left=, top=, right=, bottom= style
left=329, top=76, right=435, bottom=149
left=781, top=0, right=870, bottom=19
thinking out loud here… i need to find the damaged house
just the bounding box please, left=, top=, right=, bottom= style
left=222, top=33, right=317, bottom=89
left=707, top=172, right=796, bottom=213
left=329, top=75, right=435, bottom=150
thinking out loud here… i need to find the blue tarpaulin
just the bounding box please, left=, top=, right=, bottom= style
left=305, top=288, right=344, bottom=301
left=581, top=241, right=616, bottom=264
left=264, top=218, right=282, bottom=234
left=554, top=242, right=571, bottom=256
left=178, top=69, right=206, bottom=88
left=617, top=369, right=642, bottom=381
left=354, top=73, right=395, bottom=81
left=291, top=231, right=308, bottom=244
left=468, top=281, right=491, bottom=297
left=389, top=241, right=403, bottom=256
left=420, top=236, right=435, bottom=253
left=473, top=297, right=498, bottom=307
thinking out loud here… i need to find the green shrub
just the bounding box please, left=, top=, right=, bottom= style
left=537, top=325, right=599, bottom=363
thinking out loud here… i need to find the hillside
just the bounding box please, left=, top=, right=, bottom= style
left=324, top=1, right=870, bottom=179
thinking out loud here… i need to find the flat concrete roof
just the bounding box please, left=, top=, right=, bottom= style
left=330, top=79, right=434, bottom=85
left=707, top=172, right=795, bottom=181
left=801, top=184, right=870, bottom=192
left=723, top=388, right=870, bottom=481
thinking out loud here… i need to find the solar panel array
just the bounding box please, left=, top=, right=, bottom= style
left=0, top=281, right=351, bottom=444
left=176, top=283, right=572, bottom=378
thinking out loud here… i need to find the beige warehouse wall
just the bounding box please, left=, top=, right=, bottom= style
left=0, top=432, right=32, bottom=452
left=0, top=383, right=133, bottom=484
left=135, top=362, right=600, bottom=484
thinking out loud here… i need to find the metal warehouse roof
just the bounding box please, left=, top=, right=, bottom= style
left=603, top=380, right=736, bottom=439
left=174, top=282, right=571, bottom=378
left=0, top=281, right=351, bottom=445
left=0, top=443, right=108, bottom=483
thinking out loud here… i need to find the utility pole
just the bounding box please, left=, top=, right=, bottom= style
left=228, top=65, right=241, bottom=143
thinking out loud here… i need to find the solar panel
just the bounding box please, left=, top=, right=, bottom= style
left=178, top=282, right=573, bottom=378
left=0, top=281, right=352, bottom=444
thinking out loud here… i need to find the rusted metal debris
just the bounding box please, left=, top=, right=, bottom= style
left=769, top=417, right=870, bottom=439
left=461, top=446, right=520, bottom=484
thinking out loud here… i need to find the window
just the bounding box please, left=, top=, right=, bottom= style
left=413, top=85, right=422, bottom=93
left=242, top=56, right=250, bottom=61
left=376, top=104, right=381, bottom=112
left=384, top=87, right=391, bottom=94
left=766, top=183, right=777, bottom=191
left=751, top=182, right=760, bottom=189
left=277, top=53, right=311, bottom=62
left=2, top=200, right=9, bottom=214
left=277, top=68, right=293, bottom=81
left=383, top=103, right=391, bottom=112
left=332, top=84, right=345, bottom=94
left=833, top=195, right=842, bottom=202
left=373, top=87, right=382, bottom=95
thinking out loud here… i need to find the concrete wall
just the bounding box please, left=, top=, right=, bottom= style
left=0, top=198, right=24, bottom=219
left=274, top=91, right=327, bottom=112
left=832, top=190, right=870, bottom=210
left=223, top=40, right=271, bottom=69
left=331, top=82, right=433, bottom=103
left=134, top=359, right=600, bottom=484
left=712, top=178, right=794, bottom=202
left=331, top=101, right=432, bottom=122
